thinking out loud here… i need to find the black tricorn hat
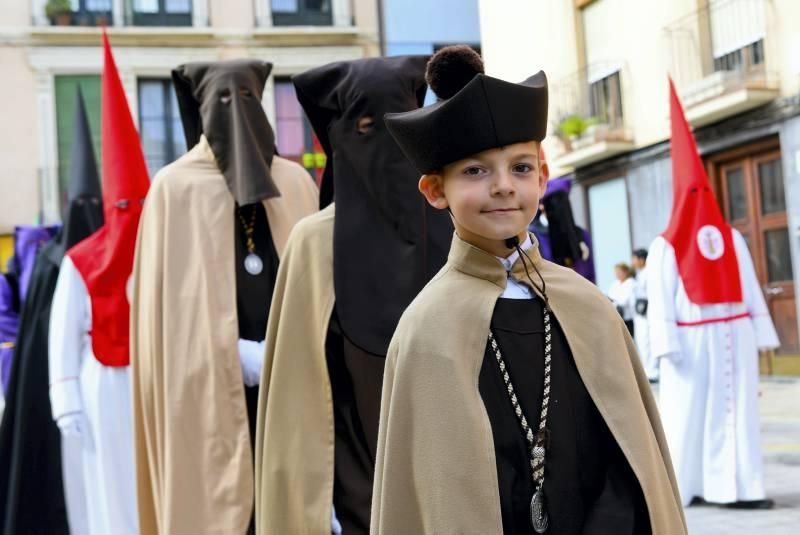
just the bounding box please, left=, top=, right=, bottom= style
left=384, top=45, right=548, bottom=174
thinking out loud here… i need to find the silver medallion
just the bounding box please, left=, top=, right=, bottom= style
left=531, top=488, right=549, bottom=533
left=244, top=253, right=263, bottom=276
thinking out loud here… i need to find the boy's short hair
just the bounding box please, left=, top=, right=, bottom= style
left=632, top=249, right=648, bottom=261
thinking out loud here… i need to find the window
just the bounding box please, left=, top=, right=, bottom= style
left=271, top=0, right=332, bottom=26
left=55, top=75, right=102, bottom=211
left=65, top=0, right=113, bottom=25
left=131, top=0, right=192, bottom=26
left=274, top=79, right=323, bottom=181
left=137, top=79, right=186, bottom=176
left=589, top=71, right=623, bottom=127
left=710, top=0, right=766, bottom=72
left=713, top=39, right=765, bottom=73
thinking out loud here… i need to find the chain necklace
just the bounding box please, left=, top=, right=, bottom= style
left=487, top=303, right=552, bottom=533
left=237, top=205, right=263, bottom=276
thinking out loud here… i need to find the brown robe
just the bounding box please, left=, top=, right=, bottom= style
left=130, top=135, right=318, bottom=535
left=370, top=233, right=686, bottom=534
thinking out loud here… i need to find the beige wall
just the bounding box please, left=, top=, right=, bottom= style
left=209, top=0, right=254, bottom=29
left=479, top=0, right=800, bottom=166
left=771, top=0, right=800, bottom=98
left=0, top=48, right=39, bottom=231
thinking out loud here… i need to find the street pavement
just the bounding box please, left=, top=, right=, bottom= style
left=681, top=377, right=800, bottom=533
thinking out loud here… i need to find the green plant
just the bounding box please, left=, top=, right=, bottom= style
left=45, top=0, right=72, bottom=19
left=556, top=115, right=599, bottom=138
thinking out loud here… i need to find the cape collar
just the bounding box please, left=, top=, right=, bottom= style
left=447, top=232, right=545, bottom=297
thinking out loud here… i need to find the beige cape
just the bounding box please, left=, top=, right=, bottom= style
left=370, top=234, right=687, bottom=534
left=130, top=135, right=318, bottom=534
left=254, top=204, right=337, bottom=534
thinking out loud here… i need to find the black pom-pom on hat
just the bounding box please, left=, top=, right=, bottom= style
left=425, top=45, right=485, bottom=100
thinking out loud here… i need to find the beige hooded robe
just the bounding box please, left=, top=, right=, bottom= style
left=130, top=135, right=318, bottom=534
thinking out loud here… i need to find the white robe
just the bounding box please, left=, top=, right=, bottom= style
left=646, top=231, right=779, bottom=505
left=48, top=257, right=138, bottom=535
left=633, top=267, right=657, bottom=379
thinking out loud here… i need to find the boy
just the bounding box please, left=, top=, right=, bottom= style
left=372, top=45, right=686, bottom=534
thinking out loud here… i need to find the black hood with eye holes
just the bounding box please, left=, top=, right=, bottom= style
left=172, top=59, right=279, bottom=205
left=293, top=56, right=453, bottom=356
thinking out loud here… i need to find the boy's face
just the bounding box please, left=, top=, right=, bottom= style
left=419, top=141, right=547, bottom=256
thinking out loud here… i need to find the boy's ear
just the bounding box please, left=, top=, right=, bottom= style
left=538, top=144, right=550, bottom=192
left=419, top=174, right=449, bottom=210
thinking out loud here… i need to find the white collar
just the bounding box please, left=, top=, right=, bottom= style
left=496, top=234, right=533, bottom=272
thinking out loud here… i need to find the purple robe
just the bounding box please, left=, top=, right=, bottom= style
left=0, top=225, right=59, bottom=392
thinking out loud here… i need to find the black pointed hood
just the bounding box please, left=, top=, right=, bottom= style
left=293, top=55, right=453, bottom=355
left=46, top=88, right=104, bottom=265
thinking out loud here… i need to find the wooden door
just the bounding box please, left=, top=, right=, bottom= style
left=715, top=144, right=798, bottom=355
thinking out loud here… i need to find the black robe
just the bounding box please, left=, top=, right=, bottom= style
left=480, top=297, right=650, bottom=534
left=234, top=202, right=279, bottom=535
left=326, top=310, right=385, bottom=535
left=0, top=242, right=70, bottom=535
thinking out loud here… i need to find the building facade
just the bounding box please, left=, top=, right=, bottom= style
left=480, top=0, right=800, bottom=372
left=0, top=0, right=381, bottom=265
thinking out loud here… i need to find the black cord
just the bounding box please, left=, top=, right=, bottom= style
left=505, top=235, right=549, bottom=308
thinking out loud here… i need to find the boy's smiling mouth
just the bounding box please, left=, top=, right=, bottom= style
left=482, top=207, right=521, bottom=214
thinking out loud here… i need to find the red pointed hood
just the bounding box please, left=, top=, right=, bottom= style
left=67, top=31, right=150, bottom=366
left=661, top=78, right=742, bottom=305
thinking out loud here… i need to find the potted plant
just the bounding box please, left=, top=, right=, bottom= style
left=46, top=0, right=73, bottom=26
left=556, top=115, right=591, bottom=143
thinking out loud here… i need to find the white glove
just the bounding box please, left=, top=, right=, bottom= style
left=579, top=241, right=590, bottom=261
left=238, top=339, right=266, bottom=387
left=331, top=504, right=342, bottom=535
left=57, top=412, right=86, bottom=438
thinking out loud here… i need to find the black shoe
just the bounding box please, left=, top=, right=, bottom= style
left=648, top=377, right=659, bottom=384
left=688, top=497, right=709, bottom=506
left=723, top=499, right=775, bottom=510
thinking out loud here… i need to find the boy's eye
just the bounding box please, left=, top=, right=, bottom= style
left=512, top=163, right=534, bottom=173
left=463, top=166, right=484, bottom=176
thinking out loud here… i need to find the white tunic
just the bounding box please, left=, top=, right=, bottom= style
left=646, top=231, right=779, bottom=505
left=48, top=257, right=138, bottom=535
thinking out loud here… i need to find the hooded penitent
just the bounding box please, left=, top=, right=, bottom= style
left=661, top=78, right=742, bottom=304
left=0, top=87, right=103, bottom=535
left=293, top=55, right=453, bottom=356
left=254, top=56, right=450, bottom=535
left=132, top=58, right=318, bottom=535
left=66, top=32, right=150, bottom=367
left=531, top=176, right=596, bottom=283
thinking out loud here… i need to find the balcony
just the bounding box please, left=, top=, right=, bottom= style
left=32, top=0, right=206, bottom=30
left=549, top=64, right=635, bottom=170
left=664, top=0, right=779, bottom=127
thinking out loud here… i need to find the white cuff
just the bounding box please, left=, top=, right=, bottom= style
left=50, top=378, right=83, bottom=422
